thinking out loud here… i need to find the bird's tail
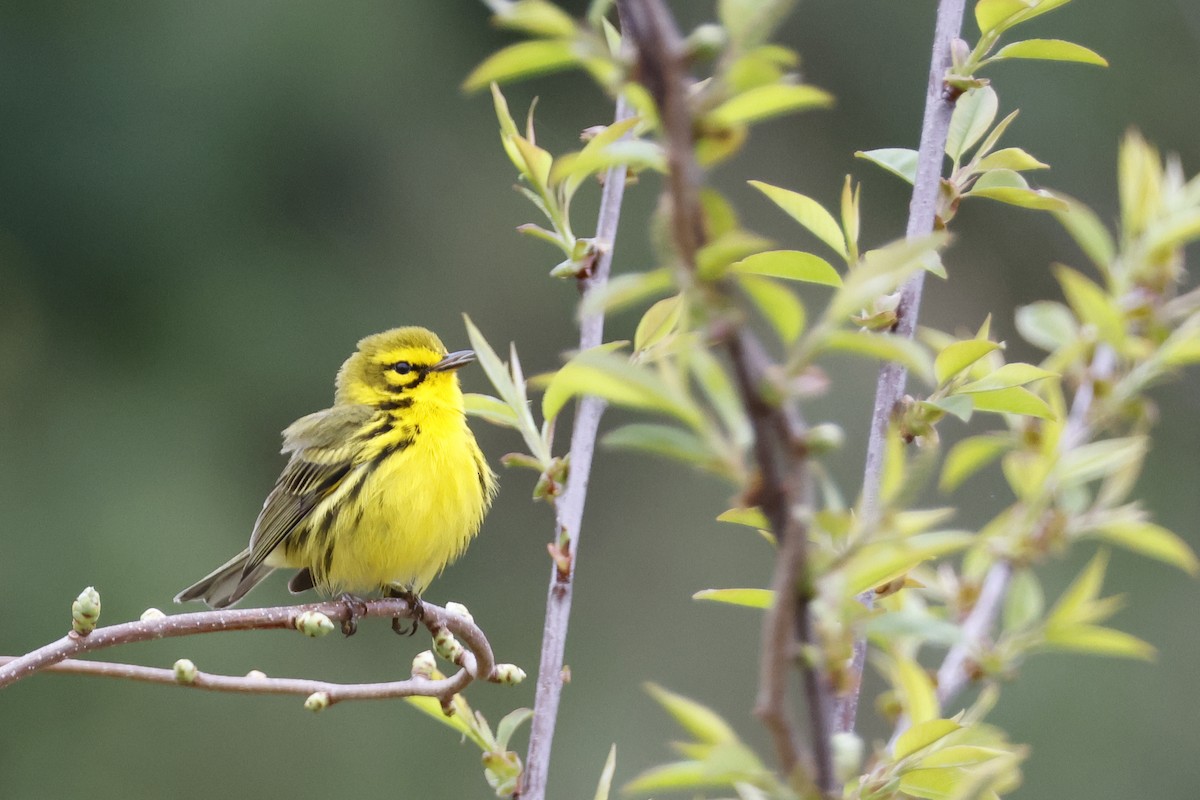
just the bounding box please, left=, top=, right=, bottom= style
left=174, top=549, right=274, bottom=609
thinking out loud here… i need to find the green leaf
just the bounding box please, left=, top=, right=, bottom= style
left=542, top=347, right=702, bottom=426
left=552, top=134, right=666, bottom=198
left=955, top=363, right=1058, bottom=394
left=1159, top=324, right=1200, bottom=367
left=464, top=392, right=520, bottom=428
left=732, top=250, right=842, bottom=286
left=1002, top=568, right=1045, bottom=633
left=855, top=148, right=919, bottom=184
left=579, top=268, right=674, bottom=317
left=405, top=695, right=487, bottom=749
left=940, top=434, right=1013, bottom=492
left=464, top=315, right=549, bottom=463
left=1049, top=193, right=1116, bottom=270
left=602, top=423, right=714, bottom=466
left=992, top=39, right=1107, bottom=67
left=921, top=746, right=1008, bottom=770
left=894, top=655, right=938, bottom=724
left=590, top=746, right=618, bottom=800
left=925, top=394, right=974, bottom=423
left=844, top=532, right=975, bottom=595
left=464, top=40, right=581, bottom=92
left=866, top=609, right=964, bottom=647
left=1042, top=623, right=1156, bottom=660
left=895, top=719, right=961, bottom=760
left=719, top=0, right=798, bottom=50
left=749, top=180, right=848, bottom=258
left=634, top=294, right=684, bottom=353
left=900, top=767, right=966, bottom=800
left=645, top=683, right=738, bottom=745
left=1091, top=520, right=1199, bottom=575
left=823, top=331, right=935, bottom=385
left=966, top=386, right=1055, bottom=419
left=1054, top=264, right=1126, bottom=346
left=688, top=348, right=752, bottom=448
left=693, top=588, right=774, bottom=609
left=972, top=147, right=1049, bottom=173
left=969, top=185, right=1070, bottom=211
left=1055, top=436, right=1146, bottom=488
left=493, top=0, right=578, bottom=37
left=1015, top=300, right=1079, bottom=351
left=707, top=83, right=834, bottom=127
left=697, top=230, right=774, bottom=280
left=975, top=0, right=1072, bottom=37
left=738, top=274, right=806, bottom=343
left=946, top=87, right=998, bottom=162
left=1046, top=550, right=1108, bottom=626
left=935, top=340, right=1003, bottom=385
left=496, top=707, right=534, bottom=750
left=826, top=233, right=949, bottom=322
left=717, top=507, right=770, bottom=529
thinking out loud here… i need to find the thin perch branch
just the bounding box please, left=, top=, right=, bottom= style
left=520, top=95, right=633, bottom=800
left=0, top=598, right=500, bottom=707
left=837, top=0, right=967, bottom=736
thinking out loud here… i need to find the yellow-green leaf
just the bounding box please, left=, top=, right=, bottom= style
left=946, top=87, right=998, bottom=162
left=1049, top=193, right=1116, bottom=270
left=1002, top=568, right=1045, bottom=633
left=602, top=423, right=714, bottom=466
left=732, top=250, right=842, bottom=286
left=1091, top=520, right=1200, bottom=575
left=975, top=0, right=1072, bottom=37
left=405, top=694, right=485, bottom=748
left=464, top=392, right=520, bottom=428
left=1015, top=300, right=1079, bottom=352
left=900, top=766, right=965, bottom=800
left=707, top=83, right=834, bottom=127
left=579, top=268, right=674, bottom=317
left=464, top=40, right=580, bottom=92
left=749, top=180, right=847, bottom=258
left=921, top=746, right=1008, bottom=769
left=855, top=148, right=918, bottom=184
left=826, top=233, right=948, bottom=322
left=645, top=683, right=739, bottom=744
left=1042, top=623, right=1156, bottom=660
left=823, top=330, right=935, bottom=385
left=593, top=744, right=618, bottom=800
left=635, top=294, right=684, bottom=353
left=1055, top=436, right=1146, bottom=488
left=718, top=507, right=770, bottom=529
left=992, top=39, right=1108, bottom=67
left=972, top=147, right=1049, bottom=173
left=956, top=363, right=1058, bottom=394
left=894, top=656, right=938, bottom=725
left=940, top=434, right=1013, bottom=492
left=935, top=340, right=1003, bottom=385
left=697, top=230, right=774, bottom=279
left=1054, top=264, right=1125, bottom=346
left=844, top=532, right=975, bottom=596
left=1047, top=550, right=1108, bottom=627
left=967, top=386, right=1055, bottom=419
left=894, top=719, right=961, bottom=760
left=969, top=185, right=1070, bottom=211
left=738, top=274, right=806, bottom=343
left=693, top=588, right=774, bottom=609
left=542, top=347, right=701, bottom=426
left=493, top=0, right=578, bottom=38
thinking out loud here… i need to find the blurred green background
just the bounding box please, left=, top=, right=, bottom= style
left=2, top=1, right=1198, bottom=798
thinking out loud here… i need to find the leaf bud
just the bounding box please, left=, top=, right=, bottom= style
left=805, top=423, right=845, bottom=454
left=245, top=669, right=267, bottom=680
left=71, top=587, right=101, bottom=636
left=294, top=610, right=336, bottom=638
left=411, top=650, right=438, bottom=679
left=304, top=691, right=330, bottom=713
left=139, top=607, right=166, bottom=622
left=433, top=628, right=465, bottom=663
left=444, top=602, right=474, bottom=624
left=832, top=731, right=864, bottom=784
left=173, top=658, right=198, bottom=685
left=494, top=663, right=527, bottom=686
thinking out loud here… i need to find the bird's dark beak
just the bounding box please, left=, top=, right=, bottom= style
left=431, top=349, right=476, bottom=372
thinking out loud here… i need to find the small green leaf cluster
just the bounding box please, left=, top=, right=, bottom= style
left=405, top=650, right=533, bottom=798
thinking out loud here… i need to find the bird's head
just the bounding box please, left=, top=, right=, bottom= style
left=334, top=327, right=475, bottom=408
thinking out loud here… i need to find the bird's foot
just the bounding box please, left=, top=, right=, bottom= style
left=385, top=588, right=424, bottom=636
left=337, top=592, right=370, bottom=637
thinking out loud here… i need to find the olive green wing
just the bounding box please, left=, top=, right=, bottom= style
left=241, top=404, right=376, bottom=576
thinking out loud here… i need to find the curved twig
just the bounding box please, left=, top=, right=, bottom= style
left=0, top=598, right=501, bottom=707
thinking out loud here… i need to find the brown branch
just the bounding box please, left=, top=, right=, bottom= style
left=837, top=0, right=967, bottom=737
left=519, top=95, right=633, bottom=800
left=0, top=598, right=502, bottom=708
left=618, top=0, right=832, bottom=792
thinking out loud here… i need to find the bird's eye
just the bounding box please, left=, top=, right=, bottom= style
left=391, top=361, right=413, bottom=375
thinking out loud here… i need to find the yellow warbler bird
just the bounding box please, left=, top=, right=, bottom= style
left=175, top=327, right=497, bottom=626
